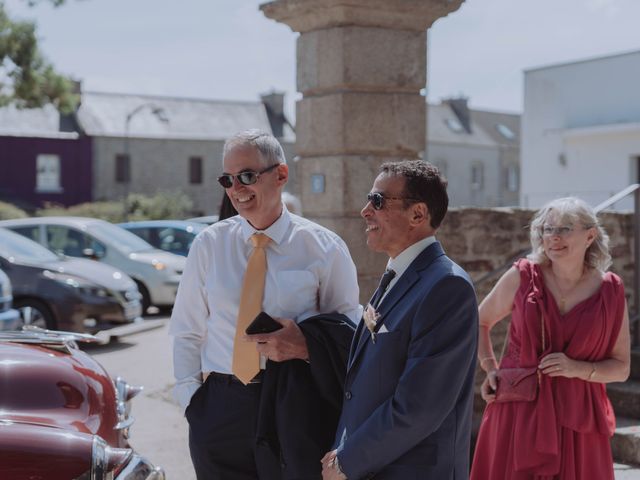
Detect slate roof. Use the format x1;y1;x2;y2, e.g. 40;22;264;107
0;104;78;139
77;92;276;141
427;102;496;147
0;91;295;142
472;109;520;146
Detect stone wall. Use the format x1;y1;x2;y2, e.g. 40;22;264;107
432;206;635;422
437;207;635;303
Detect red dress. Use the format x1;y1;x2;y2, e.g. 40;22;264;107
471;259;625;480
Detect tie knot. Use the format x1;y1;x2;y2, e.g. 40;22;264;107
251;233;271;248
379;269;396;291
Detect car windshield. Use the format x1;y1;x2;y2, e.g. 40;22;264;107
88;223;155;254
0;229;60;263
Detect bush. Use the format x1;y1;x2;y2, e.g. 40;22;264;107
37;201;127;222
36;191;194;222
0;201;28;220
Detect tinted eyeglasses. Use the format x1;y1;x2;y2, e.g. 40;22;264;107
217;163;280;189
366;192;418;210
542;224;593;237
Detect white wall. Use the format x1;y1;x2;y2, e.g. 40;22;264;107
521;51;640;210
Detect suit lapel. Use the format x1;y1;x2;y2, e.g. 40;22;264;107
347;242;446;373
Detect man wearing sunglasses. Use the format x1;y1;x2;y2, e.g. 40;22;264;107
170;129;361;479
322;160;478;480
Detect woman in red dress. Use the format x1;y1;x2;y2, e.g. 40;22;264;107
471;197;631;480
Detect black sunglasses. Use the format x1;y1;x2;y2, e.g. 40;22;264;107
217;163;280;189
366;192;418;210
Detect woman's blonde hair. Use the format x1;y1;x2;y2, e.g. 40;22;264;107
527;197;611;271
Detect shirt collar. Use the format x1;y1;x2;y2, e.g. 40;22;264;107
387;236;436;279
240;203;291;245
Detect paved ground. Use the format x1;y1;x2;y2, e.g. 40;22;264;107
84;318;195;480
84;318;640;480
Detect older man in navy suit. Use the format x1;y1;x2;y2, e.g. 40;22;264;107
322;160;478;480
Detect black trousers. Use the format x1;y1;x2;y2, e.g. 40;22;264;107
186;374;275;480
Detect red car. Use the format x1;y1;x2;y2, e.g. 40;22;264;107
0;329;165;480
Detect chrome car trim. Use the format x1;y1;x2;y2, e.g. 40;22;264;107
90;436;110;480
115;454;165;480
0;326;100;346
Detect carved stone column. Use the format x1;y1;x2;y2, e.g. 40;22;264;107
261;0;465;300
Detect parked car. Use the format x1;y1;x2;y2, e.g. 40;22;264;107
187;214;219;225
0;328;165;479
118;220;206;256
0;228;142;333
0;268;21;331
0;217;186;312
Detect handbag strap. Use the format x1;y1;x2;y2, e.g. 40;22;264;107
499;307;546;362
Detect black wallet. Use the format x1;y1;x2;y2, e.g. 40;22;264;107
245;311;283;335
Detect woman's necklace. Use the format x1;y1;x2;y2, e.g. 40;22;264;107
549;267;586;313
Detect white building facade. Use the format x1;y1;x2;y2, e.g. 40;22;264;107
521;50;640;210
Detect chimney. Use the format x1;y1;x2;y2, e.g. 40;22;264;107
445;97;471;134
59;79;82;133
261;91;286;138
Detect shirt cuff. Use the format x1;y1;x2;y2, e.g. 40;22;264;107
174;380;202;412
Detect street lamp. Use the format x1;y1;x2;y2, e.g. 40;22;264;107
122;103;169;221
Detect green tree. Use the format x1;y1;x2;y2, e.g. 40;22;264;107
0;0;77;112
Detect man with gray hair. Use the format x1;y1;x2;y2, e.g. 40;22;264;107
170;129;361;479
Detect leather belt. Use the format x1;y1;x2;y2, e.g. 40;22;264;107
203;371;263;385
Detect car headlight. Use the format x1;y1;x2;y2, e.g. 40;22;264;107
44;271;110;297
151;260;165;271
1;278;11;298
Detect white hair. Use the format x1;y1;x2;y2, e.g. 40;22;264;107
222;129;286;168
528;197;612;271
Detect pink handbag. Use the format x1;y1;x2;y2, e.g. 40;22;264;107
494;312;545;403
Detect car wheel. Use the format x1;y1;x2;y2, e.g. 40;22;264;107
134;281;151;314
14;299;57;330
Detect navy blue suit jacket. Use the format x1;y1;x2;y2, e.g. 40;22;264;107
334;241;478;479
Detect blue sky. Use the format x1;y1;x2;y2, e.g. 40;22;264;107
5;0;640;117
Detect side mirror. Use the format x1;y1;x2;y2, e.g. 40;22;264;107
82;248;103;260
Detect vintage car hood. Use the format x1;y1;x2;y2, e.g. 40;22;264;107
0;341;118;444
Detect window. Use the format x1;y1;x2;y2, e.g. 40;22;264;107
471;162;484;191
11;225;41;244
445;118;464;133
190;156;203;184
115;154;130;183
505;165;519;192
158;227;195;255
36;154;62;192
496;124;515;140
45;226;106;258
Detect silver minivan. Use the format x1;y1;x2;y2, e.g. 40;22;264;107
0;217;185;312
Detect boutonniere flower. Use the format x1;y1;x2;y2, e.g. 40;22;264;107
363;304;381;343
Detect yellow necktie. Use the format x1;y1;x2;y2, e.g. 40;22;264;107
232;233;271;384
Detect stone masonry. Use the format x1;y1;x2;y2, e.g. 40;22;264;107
261;0;466;303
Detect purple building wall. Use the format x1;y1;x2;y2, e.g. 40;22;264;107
0;136;92;209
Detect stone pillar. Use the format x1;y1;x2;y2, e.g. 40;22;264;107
261;0;465;301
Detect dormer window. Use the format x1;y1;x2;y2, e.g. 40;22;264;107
445;118;464;133
496;123;515;140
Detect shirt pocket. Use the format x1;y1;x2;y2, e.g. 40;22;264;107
276;270;318;316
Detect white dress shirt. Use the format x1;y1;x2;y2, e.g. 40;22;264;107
379;236;436;304
169;206;362;410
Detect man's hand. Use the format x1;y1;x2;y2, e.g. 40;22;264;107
321;450;347;480
245;317;309;362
